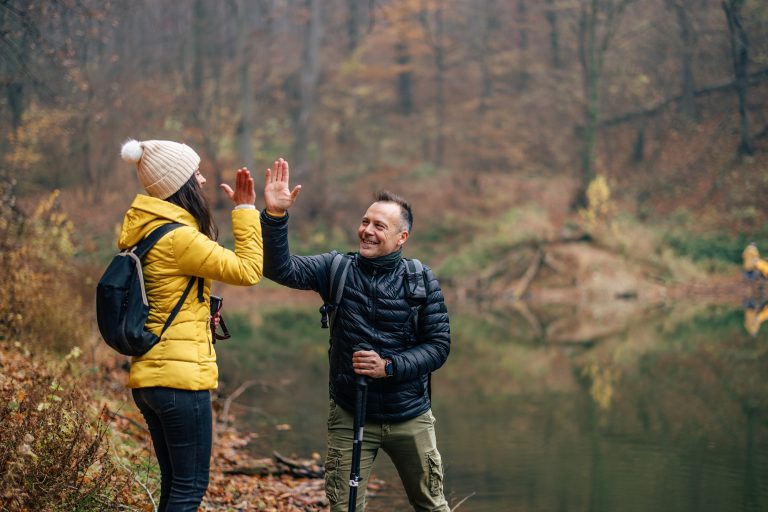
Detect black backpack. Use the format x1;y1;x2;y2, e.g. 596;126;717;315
96;223;201;356
319;253;427;334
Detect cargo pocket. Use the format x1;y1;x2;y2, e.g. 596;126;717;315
324;447;343;504
426;448;444;497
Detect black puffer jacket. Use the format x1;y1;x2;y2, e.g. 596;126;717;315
261;211;450;423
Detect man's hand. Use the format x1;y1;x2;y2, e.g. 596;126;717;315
352;349;388;379
220;167;256;206
264;158;301;215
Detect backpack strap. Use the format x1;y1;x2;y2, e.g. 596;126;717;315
130;223;201;337
404;258;426;300
403;258;432;399
160;276;197;337
403;258;427;338
320;252;353;333
132;223;183;259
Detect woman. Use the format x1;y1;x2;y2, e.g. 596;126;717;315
119;138;263;511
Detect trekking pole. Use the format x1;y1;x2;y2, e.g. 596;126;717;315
348;342;372;512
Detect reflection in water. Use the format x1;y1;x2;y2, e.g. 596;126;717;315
218;303;768;512
742;242;768;336
743;301;768;336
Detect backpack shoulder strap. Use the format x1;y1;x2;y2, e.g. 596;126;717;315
130;222;200;337
326;252;353;333
403;258;427;301
132;223;184;259
329;252;353;307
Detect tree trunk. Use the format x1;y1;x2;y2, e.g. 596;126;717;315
545;0;561;69
722;0;754;155
577;0;601;208
433;1;446;168
347;0;359;53
419;0;446;167
191;0;205;95
670;1;698;120
292;0;323;215
516;0;529;90
574;0;633;209
478;0;496;113
236;0;255;172
395;31;413;116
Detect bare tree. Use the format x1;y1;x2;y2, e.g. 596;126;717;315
722;0;754;155
666;0;699;120
395;27;414;116
545;0;562;69
477;0;499;112
575;0;634;208
290;0;323;216
419;0;447;168
235;0;256;172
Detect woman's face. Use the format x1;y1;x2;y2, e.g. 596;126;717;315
194;169;206;187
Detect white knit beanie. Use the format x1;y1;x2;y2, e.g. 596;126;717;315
120;139;201;199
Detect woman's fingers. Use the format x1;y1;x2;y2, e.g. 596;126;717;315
220;183;234;199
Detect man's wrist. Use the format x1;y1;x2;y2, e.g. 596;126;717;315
384;359;393;378
265;208;286;218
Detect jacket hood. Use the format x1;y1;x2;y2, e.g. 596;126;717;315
119;194;197;249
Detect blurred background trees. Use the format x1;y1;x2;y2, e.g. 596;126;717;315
0;0;766;254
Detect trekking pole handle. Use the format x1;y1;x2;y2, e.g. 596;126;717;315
352;342;373;385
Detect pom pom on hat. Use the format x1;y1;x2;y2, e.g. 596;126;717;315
121;139;143;163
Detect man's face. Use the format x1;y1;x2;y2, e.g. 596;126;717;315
357;201;409;259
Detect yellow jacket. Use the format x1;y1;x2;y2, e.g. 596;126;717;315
118;195;263;390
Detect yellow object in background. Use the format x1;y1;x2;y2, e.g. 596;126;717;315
743;243;768;278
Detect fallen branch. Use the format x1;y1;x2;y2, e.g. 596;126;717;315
219;379;260;428
105;408;147;433
511;301;544;338
598;66;768;127
510;248;543;301
223;452;325;479
111;448;157;512
273;451;324;479
451;492;476;511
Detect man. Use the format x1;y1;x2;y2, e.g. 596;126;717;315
260;158;451;511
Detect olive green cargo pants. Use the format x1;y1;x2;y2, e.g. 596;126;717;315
324;399;450;512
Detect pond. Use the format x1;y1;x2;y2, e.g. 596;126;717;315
216;299;768;512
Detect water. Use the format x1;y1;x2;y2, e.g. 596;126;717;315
216;300;768;511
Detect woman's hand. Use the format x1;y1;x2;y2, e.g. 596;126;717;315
220;167;256;206
264;158;301;215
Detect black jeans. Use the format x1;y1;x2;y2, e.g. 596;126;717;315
132;387;212;512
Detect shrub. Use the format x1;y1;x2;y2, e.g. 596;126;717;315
0;175;85;352
0;346;130;511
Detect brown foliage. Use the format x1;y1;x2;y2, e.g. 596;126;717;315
0;176;86;352
0;344;130;511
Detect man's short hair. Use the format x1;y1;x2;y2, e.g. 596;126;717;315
375;190;413;232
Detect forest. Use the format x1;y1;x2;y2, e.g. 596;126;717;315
1;0;768;510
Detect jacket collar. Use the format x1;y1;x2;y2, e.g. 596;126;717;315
118;194;197;249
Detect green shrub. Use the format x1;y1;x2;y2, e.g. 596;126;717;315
663;230;750;264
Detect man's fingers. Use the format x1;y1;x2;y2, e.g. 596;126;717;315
291;185;302;200
236;167;248;190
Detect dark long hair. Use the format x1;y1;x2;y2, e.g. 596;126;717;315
166;175;218;240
